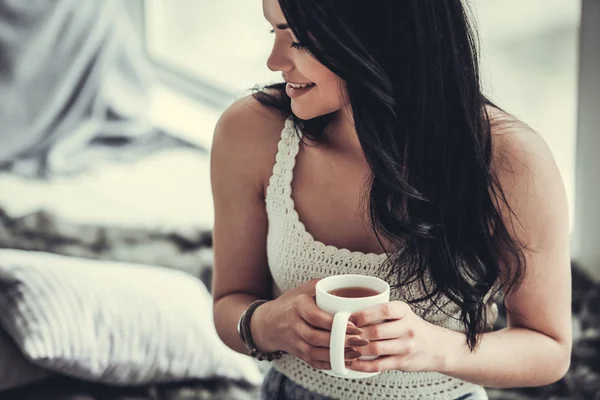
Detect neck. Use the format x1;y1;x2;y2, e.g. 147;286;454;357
323;106;364;160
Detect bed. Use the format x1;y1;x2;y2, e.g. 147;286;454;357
0;150;266;399
1;0;598;397
0;0;270;396
3;154;599;400
0;376;261;400
0;147;215;279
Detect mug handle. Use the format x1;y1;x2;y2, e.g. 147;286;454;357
330;311;351;376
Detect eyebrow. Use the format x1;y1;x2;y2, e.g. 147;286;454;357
264;13;290;30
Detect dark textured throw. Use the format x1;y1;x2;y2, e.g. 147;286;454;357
0;377;260;400
487;262;600;400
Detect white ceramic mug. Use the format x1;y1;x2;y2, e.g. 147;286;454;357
315;274;390;379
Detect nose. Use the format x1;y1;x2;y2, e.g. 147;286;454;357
266;39;294;73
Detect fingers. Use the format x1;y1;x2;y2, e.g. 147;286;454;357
308;360;332;370
350;301;411;327
297;324;369;348
295;339;360;370
299;336;410;371
360;320;414;341
299;278;321;295
296;294;334;331
296;340;331;361
358;338;412;357
294;339;356;370
347;355;397;373
297;324;330;347
345;320;415;357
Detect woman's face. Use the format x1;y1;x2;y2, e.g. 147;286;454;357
263;0;347;120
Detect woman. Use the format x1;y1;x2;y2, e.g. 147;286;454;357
211;0;572;399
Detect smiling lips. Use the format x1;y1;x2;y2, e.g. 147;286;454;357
286;81;316;97
287;82;315;89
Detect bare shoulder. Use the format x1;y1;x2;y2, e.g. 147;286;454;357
488;107;560;184
487;107;568;246
211;93;289;195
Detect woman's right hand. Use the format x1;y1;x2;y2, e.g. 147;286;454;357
251;278;364;370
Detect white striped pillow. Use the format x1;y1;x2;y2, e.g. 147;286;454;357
0;249;262;386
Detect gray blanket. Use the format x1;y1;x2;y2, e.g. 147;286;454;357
0;0;201;177
0;376;260;400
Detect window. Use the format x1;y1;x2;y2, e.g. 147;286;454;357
145;0;278;96
144;0;580;227
474;0;580;229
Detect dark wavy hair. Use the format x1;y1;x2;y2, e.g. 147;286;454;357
253;0;526;351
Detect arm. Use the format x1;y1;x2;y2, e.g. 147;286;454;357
439;126;572;387
348;123;572;387
211;96;283;355
211;99;340;367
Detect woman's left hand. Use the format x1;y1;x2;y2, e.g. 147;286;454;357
346;301;452;374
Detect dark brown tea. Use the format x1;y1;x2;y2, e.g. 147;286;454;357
328;286;381;298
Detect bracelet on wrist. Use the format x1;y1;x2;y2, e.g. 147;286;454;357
238;299;285;361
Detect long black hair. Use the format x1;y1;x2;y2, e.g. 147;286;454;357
254;0;525;351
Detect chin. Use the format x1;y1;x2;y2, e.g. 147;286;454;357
291;102;339;121
290;103;319;120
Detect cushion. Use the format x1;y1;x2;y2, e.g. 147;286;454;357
0;249;263;386
0;326;52;391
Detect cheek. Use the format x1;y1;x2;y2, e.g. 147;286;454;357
310;68;347;106
313;75;347;116
300;57;342;95
291;57;347;119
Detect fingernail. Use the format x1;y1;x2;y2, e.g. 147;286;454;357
347;338;370;347
345;361;353;366
344;347;357;356
346;325;363;335
345;350;363;360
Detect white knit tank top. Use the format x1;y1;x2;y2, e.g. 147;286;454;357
265;117;487;399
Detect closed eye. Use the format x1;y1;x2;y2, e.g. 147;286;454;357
268;28;306;50
290;41;306;50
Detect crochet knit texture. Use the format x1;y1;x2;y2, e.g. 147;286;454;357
265;117;487;399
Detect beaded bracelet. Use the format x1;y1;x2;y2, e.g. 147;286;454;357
239;299;285;361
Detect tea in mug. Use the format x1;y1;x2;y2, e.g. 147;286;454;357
328;286;381;298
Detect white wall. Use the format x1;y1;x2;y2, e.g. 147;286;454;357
572;0;600;281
